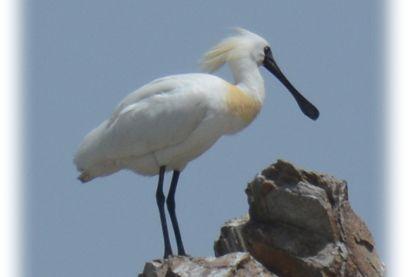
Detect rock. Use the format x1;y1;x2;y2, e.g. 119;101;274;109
138;160;384;276
214;160;385;276
139;252;275;277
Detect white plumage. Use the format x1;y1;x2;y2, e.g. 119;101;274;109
74;29;270;182
75;74;241;179
73;28;318;258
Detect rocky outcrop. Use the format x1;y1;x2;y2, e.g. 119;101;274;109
139;160;384;276
139;252;274;277
214;160;384;276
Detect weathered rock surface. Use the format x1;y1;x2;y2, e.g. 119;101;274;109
214;160;385;276
139;252;274;277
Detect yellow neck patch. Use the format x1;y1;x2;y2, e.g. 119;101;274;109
226;84;261;123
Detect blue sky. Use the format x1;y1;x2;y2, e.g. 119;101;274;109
25;1;383;276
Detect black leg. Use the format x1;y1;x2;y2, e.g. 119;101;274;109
166;170;186;256
156;166;172;258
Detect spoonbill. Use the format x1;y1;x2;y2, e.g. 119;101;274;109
74;28;319;258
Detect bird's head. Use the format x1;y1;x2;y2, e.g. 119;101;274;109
201;28;269;72
201;28;319;120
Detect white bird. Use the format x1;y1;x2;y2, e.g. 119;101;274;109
74;28;319;258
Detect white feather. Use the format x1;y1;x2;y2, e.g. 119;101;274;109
200;28;268;72
74;74;233;179
74;28;271;182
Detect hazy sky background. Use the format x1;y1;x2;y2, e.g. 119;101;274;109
25;1;383;276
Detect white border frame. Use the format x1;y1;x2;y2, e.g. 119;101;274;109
389;0;408;276
0;0;21;276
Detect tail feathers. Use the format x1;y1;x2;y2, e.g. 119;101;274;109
78;171;94;183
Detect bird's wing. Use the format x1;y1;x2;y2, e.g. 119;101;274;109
101;76;209;160
108;76;179;126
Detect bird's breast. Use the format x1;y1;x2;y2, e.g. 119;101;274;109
225;84;262;125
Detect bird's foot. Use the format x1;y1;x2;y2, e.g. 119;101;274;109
178;249;187;257
163;249;173;259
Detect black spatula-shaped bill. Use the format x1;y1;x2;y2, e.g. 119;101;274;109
263;52;319;120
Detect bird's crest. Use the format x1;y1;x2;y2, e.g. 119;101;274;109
200;28;267;73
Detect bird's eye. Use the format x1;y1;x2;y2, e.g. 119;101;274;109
264;46;271;56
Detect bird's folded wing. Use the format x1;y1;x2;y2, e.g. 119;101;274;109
101;82;208;160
